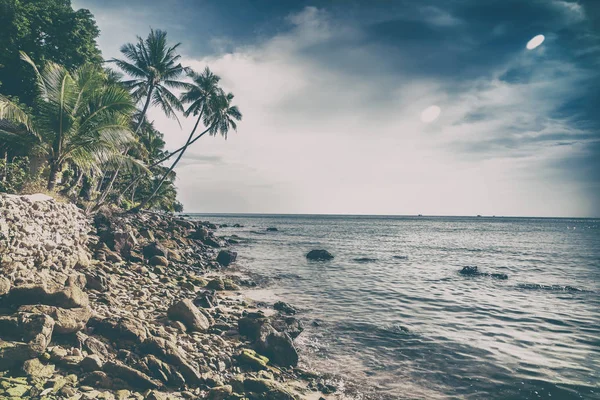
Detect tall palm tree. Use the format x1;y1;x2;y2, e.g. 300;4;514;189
110;28;188;134
0;53;136;190
96;29;189;206
133;89;242;211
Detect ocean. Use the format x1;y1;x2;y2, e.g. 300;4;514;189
188;214;600;400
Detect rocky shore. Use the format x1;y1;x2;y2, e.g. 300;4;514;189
0;194;334;399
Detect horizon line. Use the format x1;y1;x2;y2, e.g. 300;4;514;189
179;212;599;220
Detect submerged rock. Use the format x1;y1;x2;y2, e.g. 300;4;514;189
306;249;334;261
459;266;508;280
266;227;278;232
273;301;296;315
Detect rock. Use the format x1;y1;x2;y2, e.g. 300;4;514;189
22;358;55;379
6;283;89;308
306;250;334;261
491;273;509;280
237;348;269;370
167;299;210;332
18;305;92;334
206;278;225;291
216;250;237;266
190;228;209;241
194;289;218;308
207;385;233;400
142;242;167;260
80;371;113;389
266;227;278;232
256;324;299;367
103;361;161;390
203;236;222;248
273;301;296;315
0;277;10;296
88;316;148;345
80;354;104;371
238;313;269;341
271;316;304;339
149;255;169;267
141;337;201;387
459;266;479;276
18;312;55;353
85;271;111;292
83;336;110;356
0;340;39;370
243;378;297;400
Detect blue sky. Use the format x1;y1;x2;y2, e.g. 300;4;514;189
74;0;600;217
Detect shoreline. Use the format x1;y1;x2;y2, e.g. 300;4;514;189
0;194;337;399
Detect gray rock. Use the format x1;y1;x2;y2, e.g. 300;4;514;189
306;249;334;261
167;299;210;332
103;360;162;390
216;250;237;266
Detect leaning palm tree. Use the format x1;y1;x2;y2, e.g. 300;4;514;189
0;53;136;190
110;28;189;134
133;89;242;211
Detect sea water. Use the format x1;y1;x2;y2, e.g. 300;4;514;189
189;215;600;399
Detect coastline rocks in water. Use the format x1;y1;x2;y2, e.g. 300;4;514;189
273;301;297;315
266;227;278;232
256;324;299;367
206;277;240;291
216;250;237;267
353;257;377;263
306;249;334;261
167;299;210;332
459;266;508;280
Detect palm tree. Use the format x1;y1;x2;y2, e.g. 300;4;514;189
95;29;188;207
0;53;136;190
110;28;189;134
133;88;242;211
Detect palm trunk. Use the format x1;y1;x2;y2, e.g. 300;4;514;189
47;161;60;190
132;119;210;212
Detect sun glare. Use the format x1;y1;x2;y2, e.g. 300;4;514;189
526;34;545;50
420;105;441;123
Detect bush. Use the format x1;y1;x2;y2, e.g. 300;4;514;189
0;156;30;193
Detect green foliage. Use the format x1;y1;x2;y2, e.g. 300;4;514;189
0;156;30;193
0;0;102;106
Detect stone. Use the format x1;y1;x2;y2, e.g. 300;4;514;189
103;361;161;390
206;278;225;291
216;250;237;266
142;242;167;260
306;250;334;261
88;316;148;345
80;371;113;389
18;304;92;334
266;227;278;231
190;228;209;241
0;340;39;370
149;255;169;267
273;301;296;315
141;337;201;386
207;385;233;400
237;348;269;370
6;283;89;308
80;354;104;371
243;378;297;400
271;316;304;339
238;313;269;341
194;289;218;308
167;299;210;332
18;312;55;353
256;324;299;367
22;358;55;379
0;276;10;296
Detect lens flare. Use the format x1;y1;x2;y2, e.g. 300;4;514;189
526;34;545;50
420;105;441;123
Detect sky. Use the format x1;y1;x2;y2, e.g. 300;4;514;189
73;0;600;217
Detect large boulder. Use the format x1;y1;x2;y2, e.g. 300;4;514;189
167;299;210;332
5;283;89;309
216;250;237;267
88;316;148;345
255;324;299;367
141;337;202;386
243;378;298;400
18;304;91;334
306;249;334;261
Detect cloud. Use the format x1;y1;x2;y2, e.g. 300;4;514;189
76;1;600;216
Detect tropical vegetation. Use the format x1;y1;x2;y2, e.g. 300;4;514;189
0;0;242;213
